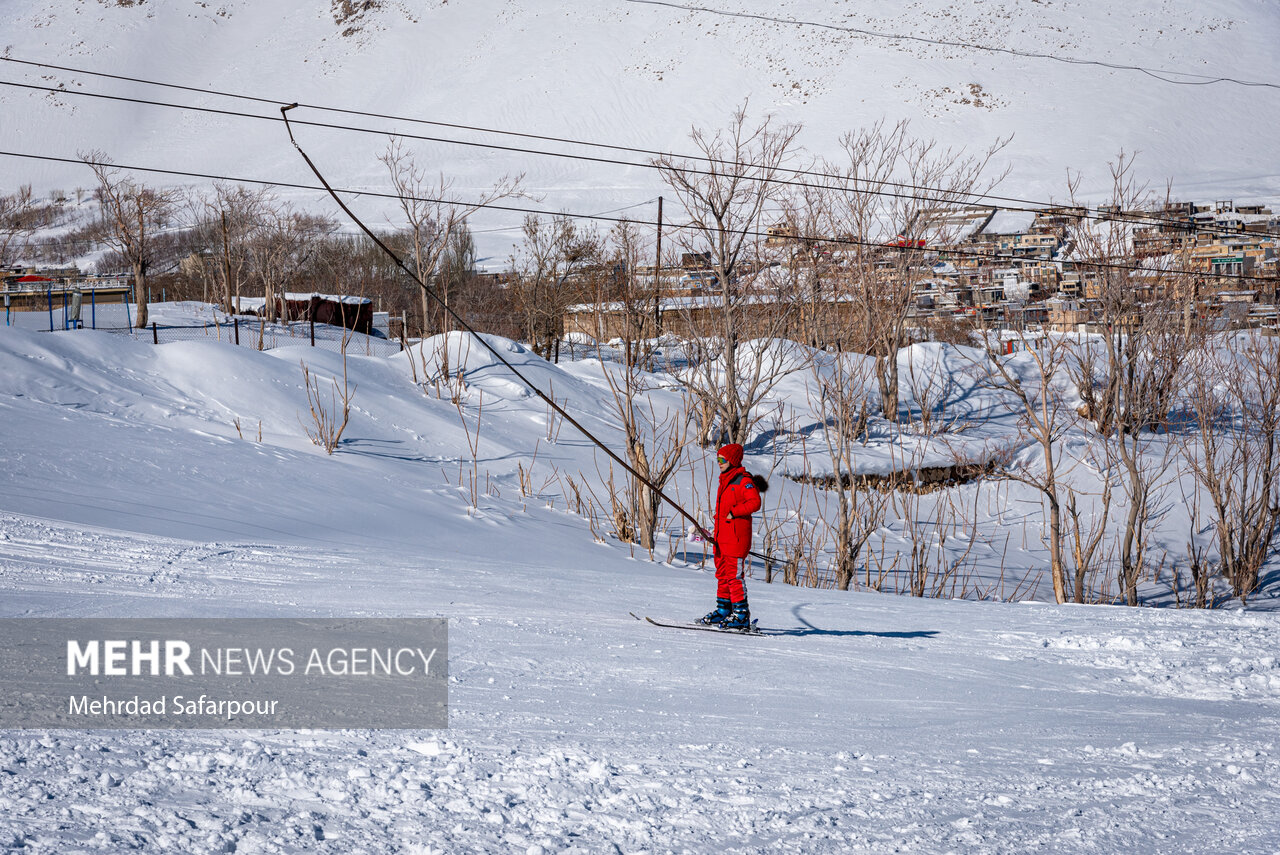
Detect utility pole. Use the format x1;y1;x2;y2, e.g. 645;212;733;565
220;210;234;314
652;196;663;341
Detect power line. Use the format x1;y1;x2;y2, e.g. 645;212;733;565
1;74;1256;244
625;0;1280;90
1;55;1268;241
470;198;660;236
3;148;1274;286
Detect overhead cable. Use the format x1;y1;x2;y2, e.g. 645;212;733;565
624;0;1280;90
0;56;1268;241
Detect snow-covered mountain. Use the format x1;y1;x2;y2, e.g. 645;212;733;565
4;0;1280;258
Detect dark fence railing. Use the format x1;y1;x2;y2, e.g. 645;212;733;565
100;319;406;358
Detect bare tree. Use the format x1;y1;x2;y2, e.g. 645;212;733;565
592;218;660;366
82;152;181;328
380;137;522;336
174;184;267;313
209;183;269;314
654;104;803;446
774;171;839;347
437;225;478;323
1063;477;1115;604
1068;155;1196;605
825;121;1009;420
607;384;693;553
973;328;1080;604
0;185;46;267
510;213;599;360
809;350;886;589
593;219;693;552
1183;331;1280;603
304;232;415;328
246;199;335;323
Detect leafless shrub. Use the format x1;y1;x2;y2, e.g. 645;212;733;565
300;355;355;454
805;353;889;590
1062;477;1115;604
605;467;637;545
901;347;977;436
563;474;585;516
544;381;566;444
453;389;484;510
887;477;982;598
1170;496;1222;610
515;441;546;503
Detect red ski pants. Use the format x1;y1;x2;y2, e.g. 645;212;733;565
714;553;747;603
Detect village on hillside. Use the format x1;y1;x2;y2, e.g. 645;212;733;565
5;193;1280;347
568;199;1280;347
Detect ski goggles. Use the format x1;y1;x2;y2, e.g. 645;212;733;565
716;455;728;464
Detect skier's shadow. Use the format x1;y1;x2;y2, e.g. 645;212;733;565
766;605;939;639
669;562;942;638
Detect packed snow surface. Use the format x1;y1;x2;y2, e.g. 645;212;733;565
1;322;1279;852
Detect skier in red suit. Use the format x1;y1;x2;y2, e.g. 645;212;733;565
700;443;761;629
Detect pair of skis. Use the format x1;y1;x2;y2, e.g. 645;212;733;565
630;612;766;637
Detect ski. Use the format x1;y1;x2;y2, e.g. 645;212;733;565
630;612;768;636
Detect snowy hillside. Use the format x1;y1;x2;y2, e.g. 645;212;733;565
4;0;1280;257
2;322;1280;851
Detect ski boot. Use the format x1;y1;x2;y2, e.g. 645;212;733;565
698;598;732;626
720;601;751;630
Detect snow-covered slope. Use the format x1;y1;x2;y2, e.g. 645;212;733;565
5;508;1280;853
3;0;1280;255
2;323;1280;851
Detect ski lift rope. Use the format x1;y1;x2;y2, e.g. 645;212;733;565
281;104;777;564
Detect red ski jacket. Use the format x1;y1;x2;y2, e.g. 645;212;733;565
714;444;761;559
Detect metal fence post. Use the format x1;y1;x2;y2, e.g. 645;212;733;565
152;321;158;345
234;316;240;345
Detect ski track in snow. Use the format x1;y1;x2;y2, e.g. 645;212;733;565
3;512;1280;853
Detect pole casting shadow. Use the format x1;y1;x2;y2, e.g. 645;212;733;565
767;604;939;639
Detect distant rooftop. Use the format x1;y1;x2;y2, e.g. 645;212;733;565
980;210;1037;236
